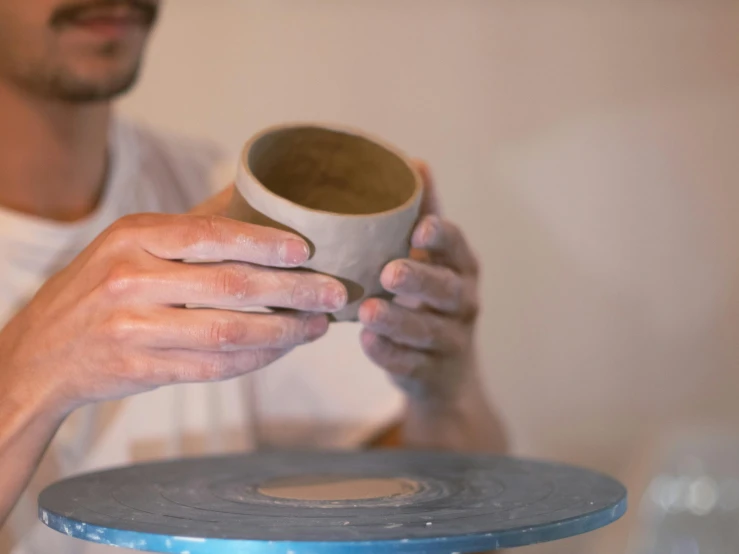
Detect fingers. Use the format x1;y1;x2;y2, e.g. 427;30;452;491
380;259;477;318
409;159;479;275
411;215;479;275
104;260;347;313
132;308;329;351
104;213;310;268
358;298;466;354
412;158;442;217
359;329;431;379
146;347;292;384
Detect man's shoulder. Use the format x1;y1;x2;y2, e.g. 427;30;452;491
114;117;236;208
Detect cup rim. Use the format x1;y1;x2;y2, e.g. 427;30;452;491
238;121;424;219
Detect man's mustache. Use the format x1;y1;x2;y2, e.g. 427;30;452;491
51;0;159;29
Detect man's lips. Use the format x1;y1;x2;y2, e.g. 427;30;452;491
58;5;151;37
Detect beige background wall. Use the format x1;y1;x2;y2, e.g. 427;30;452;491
119;2;739;552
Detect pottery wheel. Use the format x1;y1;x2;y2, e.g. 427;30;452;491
38;450;626;553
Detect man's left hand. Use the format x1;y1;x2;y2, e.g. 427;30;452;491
359;161;480;403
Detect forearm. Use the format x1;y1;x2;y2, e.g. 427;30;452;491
400;353;508;453
0;374;66;526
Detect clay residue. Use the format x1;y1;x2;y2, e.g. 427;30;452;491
257;475;420;501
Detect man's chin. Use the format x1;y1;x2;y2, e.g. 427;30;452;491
44;66;142;103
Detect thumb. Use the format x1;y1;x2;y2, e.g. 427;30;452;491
412;159;441;217
189;184;235;216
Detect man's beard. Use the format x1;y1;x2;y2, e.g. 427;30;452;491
23;0;158;103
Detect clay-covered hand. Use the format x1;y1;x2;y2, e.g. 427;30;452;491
358;162;479;402
0;188;347;417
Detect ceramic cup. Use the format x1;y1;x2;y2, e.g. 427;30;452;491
227;122;424;321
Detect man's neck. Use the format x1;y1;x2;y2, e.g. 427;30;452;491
0;82;111;222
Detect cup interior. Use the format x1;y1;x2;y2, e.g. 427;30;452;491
247;126;418;215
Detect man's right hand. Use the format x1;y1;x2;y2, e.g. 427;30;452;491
0;212;347;416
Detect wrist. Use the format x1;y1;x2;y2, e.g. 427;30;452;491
0;319;79;422
1;365;74;427
396;349;509;453
403;386;470;429
399;363;476;448
400;394;470;451
400;354;475;410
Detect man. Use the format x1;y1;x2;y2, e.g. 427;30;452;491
0;0;506;551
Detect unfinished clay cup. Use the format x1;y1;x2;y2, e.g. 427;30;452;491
227;122;424;321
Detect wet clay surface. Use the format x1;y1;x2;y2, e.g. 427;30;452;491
257;475;420;501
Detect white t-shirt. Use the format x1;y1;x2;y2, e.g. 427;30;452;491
0;118;404;554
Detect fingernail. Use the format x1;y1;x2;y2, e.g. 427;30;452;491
419;217;440;246
358;300;373;323
306;315;329;340
280;239;309;266
322;282;348;311
391;262;410;289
